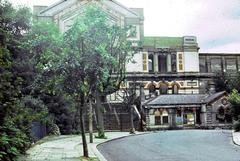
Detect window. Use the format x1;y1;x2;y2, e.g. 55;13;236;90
210;58;222;72
226;58;237;71
154;110;161;125
142;53;148;71
172;84;179;94
149;84;156;95
216;106;225;123
178;53;183;71
171;54;177;72
199;56;207;72
155;116;161;125
158;54;167;73
162;116;168;124
160;83;168;94
127;25;137;38
148;54;154;72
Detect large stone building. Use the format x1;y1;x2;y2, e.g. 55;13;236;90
35;0;239;130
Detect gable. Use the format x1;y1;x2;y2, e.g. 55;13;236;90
37;0;142;32
38;0;140;19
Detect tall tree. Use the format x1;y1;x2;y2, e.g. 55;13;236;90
37;4;135;157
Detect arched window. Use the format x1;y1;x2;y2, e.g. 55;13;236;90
159;83;168;94
148;83;156;95
162;109;169;124
154;109;161;125
216;106;225;123
172;84;179;94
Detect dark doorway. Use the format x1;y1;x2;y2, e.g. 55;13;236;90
196;108;201;124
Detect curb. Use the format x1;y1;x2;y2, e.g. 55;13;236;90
97;132;150;147
94;132;150;161
232;130;240;146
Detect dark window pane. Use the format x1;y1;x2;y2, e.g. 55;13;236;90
155;116;161;125
160;84;168;94
162;116;168;124
158;54;167;73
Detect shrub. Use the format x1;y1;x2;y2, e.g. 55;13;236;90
233;120;240;132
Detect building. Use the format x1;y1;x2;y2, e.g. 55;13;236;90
35;0;240;130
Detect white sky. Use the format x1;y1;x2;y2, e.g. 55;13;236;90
9;0;240;53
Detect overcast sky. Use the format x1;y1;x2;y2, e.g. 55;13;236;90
10;0;240;53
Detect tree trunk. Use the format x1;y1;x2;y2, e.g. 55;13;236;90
129;105;135;134
89;98;93;143
79;96;89;157
96;91;105;138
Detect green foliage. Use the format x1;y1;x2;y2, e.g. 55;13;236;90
215;72;240;93
233;120;240;132
0;1;52;160
228;89;240;122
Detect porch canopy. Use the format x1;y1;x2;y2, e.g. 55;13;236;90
144;91;226;108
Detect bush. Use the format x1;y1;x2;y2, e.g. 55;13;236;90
233;120;240;132
0;121;31;161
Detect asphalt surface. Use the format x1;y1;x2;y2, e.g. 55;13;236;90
98;130;240;161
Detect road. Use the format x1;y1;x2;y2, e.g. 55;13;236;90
98;130;240;161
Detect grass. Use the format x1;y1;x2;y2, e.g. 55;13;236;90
80;156;99;161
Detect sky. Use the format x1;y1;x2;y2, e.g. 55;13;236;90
9;0;240;53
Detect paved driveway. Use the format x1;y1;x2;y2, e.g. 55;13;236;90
98;130;240;161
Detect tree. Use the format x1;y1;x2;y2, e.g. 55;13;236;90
0;1;49;160
215;72;240;93
228;89;240;131
37;4;135;157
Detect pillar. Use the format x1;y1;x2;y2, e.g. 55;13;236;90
154;53;159;72
201;105;207;126
193;108;197;125
167;53;172;72
181;108;184;125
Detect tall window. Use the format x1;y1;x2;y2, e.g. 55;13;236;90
158;54;167;73
210;58;222;72
172;84;179;94
148;54;154;72
162;110;169;124
154;110;161;125
171;54;177;72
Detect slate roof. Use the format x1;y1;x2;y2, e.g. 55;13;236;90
143;36;183;48
38;0;141;19
144;91;226;108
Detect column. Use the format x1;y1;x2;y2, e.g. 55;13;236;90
201;105;207;126
167;53;172;72
193;108;197;125
154;53;158;72
181;108;184;125
172;109;176;128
